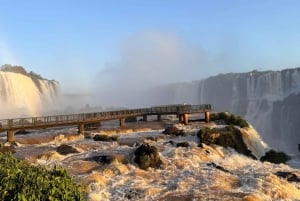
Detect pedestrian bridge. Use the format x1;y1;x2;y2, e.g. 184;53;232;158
0;104;212;142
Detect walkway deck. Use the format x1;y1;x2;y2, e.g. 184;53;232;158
0;104;211;141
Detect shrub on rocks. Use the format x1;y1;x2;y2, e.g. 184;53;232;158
0;152;83;201
198;126;256;159
93;134;118;142
260;149;291;164
134;143;162;170
211;112;249;128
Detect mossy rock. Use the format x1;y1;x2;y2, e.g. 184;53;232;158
93;134;118;142
56;144;79;155
162;126;186;136
260;149;291;164
134;143;162;170
198;126;256;159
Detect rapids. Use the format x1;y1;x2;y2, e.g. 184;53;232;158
8;120;300;201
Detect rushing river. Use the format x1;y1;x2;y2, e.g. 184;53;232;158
2;120;300;201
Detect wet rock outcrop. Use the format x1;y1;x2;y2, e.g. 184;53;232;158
275;171;300;182
93;134;118;142
198;126;256;159
134;143;162;170
260;149;291;164
162;126;186;136
56;144;79;155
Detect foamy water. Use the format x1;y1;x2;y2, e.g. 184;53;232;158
9;122;300;201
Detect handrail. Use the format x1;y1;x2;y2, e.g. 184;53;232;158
0;104;211;130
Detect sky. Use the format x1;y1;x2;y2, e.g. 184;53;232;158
1;0;300;95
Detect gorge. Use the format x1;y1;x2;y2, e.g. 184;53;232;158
146;67;300;153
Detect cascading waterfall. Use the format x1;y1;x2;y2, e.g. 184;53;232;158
149;68;300;153
0;71;60;119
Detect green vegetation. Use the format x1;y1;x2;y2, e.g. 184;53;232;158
198;126;256;159
93;134;118;141
211;112;249;128
260;149;291;164
1;64;45;80
0;152;84;201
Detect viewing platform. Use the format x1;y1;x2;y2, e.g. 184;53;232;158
0;104;212;142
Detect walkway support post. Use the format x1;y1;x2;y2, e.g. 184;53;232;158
183;114;189;125
157;114;162;121
120;118;125;127
179;114;184;122
7;130;15;142
143;115;148;121
78;124;84;134
205;111;210;123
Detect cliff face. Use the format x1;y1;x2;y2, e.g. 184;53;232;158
148;68;300;153
0;70;60;118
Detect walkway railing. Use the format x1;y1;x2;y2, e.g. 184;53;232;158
0;104;211;132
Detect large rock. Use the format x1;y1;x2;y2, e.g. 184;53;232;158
162;126;186;136
260;150;290;164
275;171;300;182
198;126;256;159
56;144;79;155
134;143;162;170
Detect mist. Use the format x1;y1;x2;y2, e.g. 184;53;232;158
93;30;208;108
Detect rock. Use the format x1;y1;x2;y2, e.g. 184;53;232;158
93;134;118;142
275;171;300;182
162;126;186;136
198;126;256;159
176;142;189;147
134;143;162;170
260;149;291;164
86;154;128;165
124;189;144;200
0;145;16;153
56;144;79;155
207;162;230;173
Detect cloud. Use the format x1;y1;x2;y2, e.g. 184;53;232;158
94;30;207;107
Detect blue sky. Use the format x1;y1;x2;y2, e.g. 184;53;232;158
1;0;300;93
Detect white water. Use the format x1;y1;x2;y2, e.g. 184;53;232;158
0;71;60;118
153;68;300;153
10;122;300;201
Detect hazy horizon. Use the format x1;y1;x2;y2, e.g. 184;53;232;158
1;1;300;96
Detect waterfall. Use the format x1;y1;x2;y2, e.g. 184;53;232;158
148;68;300;153
0;71;60;118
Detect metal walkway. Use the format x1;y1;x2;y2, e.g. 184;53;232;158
0;104;211;141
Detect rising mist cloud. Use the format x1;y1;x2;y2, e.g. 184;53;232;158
94;30;207;107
